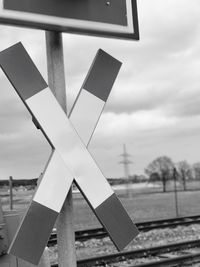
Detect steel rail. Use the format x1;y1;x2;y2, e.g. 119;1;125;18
48;214;200;246
50;239;200;267
129;251;200;267
76;239;200;267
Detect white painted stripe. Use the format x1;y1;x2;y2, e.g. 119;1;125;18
33;150;73;213
27;88;113;209
69;89;105;146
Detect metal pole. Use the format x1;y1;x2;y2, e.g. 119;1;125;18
9;176;13;210
45;31;77;267
173;168;179;217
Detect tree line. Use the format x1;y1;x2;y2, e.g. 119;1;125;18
0;178;38;188
145;156;200;192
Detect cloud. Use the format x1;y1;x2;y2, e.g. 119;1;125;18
1;0;200;178
0;124;51;179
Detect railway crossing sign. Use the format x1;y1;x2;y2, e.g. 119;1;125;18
0;0;139;40
0;43;139;265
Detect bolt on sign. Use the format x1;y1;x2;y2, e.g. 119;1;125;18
0;43;139;265
0;0;139;40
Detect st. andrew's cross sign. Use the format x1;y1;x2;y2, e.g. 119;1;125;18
0;43;139;265
0;0;139;40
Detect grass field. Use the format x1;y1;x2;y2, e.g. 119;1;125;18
73;189;200;230
1;182;200;230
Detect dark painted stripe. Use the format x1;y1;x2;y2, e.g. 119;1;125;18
95;193;139;251
4;0;127;26
9;201;58;265
0;42;47;101
83;49;122;102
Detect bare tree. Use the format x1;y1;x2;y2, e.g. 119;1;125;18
145;156;174;192
193;162;200;180
177;161;192;191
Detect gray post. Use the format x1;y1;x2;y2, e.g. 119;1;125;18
173;168;179;217
9;176;13;210
45;31;77;267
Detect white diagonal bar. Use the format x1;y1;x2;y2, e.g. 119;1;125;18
34;150;72;213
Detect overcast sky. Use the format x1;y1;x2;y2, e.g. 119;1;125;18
0;0;200;180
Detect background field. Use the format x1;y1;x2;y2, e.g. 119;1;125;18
1;181;200;230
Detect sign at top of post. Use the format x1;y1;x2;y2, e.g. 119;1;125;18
0;0;139;40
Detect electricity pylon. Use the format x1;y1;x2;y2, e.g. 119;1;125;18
119;144;133;198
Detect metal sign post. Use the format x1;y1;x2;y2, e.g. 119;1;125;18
45;31;77;267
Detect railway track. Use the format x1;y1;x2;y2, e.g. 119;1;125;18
51;239;200;267
48;214;200;246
